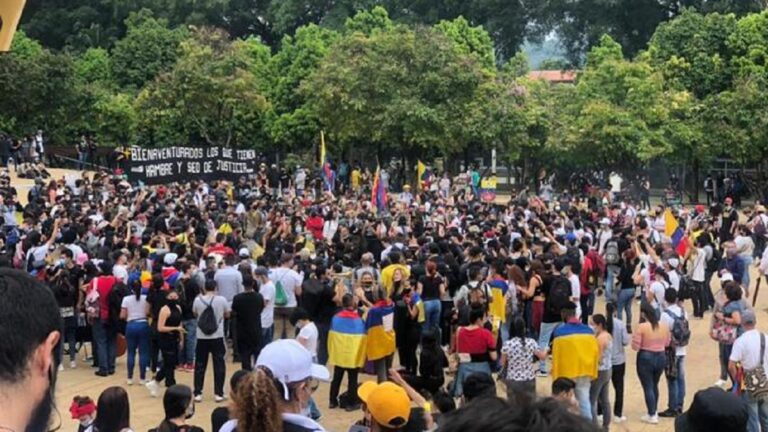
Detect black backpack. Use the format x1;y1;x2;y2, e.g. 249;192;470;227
197;296;219;336
547;276;572;317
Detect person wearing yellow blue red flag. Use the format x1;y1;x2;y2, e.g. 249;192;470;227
364;286;396;383
393;277;424;376
328;293;366;411
551;301;599;420
486;261;509;342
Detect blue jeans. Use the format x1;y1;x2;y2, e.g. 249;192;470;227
125;321;150;380
667;355;686;411
261;325;274;352
605;265;619;302
423;299;441;336
57;315;78;364
743;392;768;432
637;350;666;416
742;255;753;293
538;322;559;373
574;376;592;419
180;319;197;365
616;288;635;325
453;361;492;397
93;319;116;373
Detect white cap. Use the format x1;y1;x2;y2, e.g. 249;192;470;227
600;218;611;225
163;253;178;265
257;340;330;399
721;272;734;282
668;258;680;268
238;247;250;258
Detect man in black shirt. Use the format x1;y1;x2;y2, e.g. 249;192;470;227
301;265;337;365
231;273;264;371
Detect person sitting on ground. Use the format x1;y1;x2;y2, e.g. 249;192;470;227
151;385;203;432
552;377;579;415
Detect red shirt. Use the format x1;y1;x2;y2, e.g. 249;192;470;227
306;216;324;240
95;275;117;321
456;326;495;356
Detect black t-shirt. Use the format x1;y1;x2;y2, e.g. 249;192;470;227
232;291;264;347
418;274;443;300
301;279;337;325
147;289;167;329
179;278;200;320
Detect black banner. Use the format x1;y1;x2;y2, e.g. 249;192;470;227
128;145;258;185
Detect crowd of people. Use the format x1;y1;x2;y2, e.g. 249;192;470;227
2;159;768;432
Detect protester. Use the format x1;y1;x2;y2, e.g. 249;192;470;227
660;288;689;418
93;386;133;432
500;317;547;404
151;385;203;432
192;279;230;402
589;314;613;429
231;272;264;370
120;279;150;385
606;302;629;423
145;289;184;397
452;306;497;397
728;309;768;432
632;302;671;424
0;269;61;432
327;293;365;411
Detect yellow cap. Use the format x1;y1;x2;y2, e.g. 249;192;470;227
357;382;410;428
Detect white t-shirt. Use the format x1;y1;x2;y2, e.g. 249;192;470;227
649;281;666;309
113;264;129;284
192;294;230;340
269;267;303;308
298;321;319;357
260;281;276;328
668;270;680;292
661;303;687;356
691;249;707;282
731;329;768;371
121;295;148;321
568;273;582;317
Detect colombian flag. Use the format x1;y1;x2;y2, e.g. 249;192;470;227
365;302;396;361
417;160;428;191
371;165;388;212
409;293;426;323
487;277;509;324
664;209;688;256
551;323;599;380
328;310;367;368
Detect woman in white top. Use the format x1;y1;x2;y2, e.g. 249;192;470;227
500;317;547;405
687;238;708;318
120;280;150;385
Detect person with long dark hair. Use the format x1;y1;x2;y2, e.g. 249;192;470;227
632;303;671;424
120;279;150;385
146;289;184;398
93;387;132;432
151;385;203;432
606;302;629;423
589;314;612;430
500;317;547;405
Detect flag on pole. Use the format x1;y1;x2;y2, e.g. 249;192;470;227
417;160;426;191
371;164;388;212
664;208;688;256
0;0;27;52
319;130;326;169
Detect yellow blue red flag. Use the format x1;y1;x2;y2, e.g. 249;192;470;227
328;310;367;368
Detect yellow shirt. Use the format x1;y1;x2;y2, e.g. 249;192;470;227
351;170;362;188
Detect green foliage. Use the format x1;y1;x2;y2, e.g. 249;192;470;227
94;92;137;145
135;29;270;147
111;10;188;90
434;16;496;69
345;6;394;35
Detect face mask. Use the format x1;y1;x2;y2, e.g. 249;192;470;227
78;419;93;428
167;299;179;307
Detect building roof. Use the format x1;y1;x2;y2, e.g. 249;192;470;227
527;70;577;84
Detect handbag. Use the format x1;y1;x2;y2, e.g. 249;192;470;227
744;333;768;400
711;319;738;344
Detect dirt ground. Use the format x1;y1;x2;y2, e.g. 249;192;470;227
54;268;767;432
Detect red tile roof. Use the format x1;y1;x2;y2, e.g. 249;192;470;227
527;70;577;83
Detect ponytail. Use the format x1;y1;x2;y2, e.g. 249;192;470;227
131;280;142;301
234;368;282;432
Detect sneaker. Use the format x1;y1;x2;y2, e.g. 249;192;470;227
614;416;627;423
58;364;64;372
640;414;659;424
536;371;548;378
714;379;728;387
658;409;679;418
214;395;227;403
194;394;203;403
127;379;133;386
145;380;160;398
139;379;148;385
69;361;77;369
597;415;603;423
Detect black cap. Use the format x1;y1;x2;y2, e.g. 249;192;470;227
675;387;748;432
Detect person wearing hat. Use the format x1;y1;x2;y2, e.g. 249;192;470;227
398;185;413;206
357;381;412;431
729;309;768;432
675;386;749;432
721;197;739;243
256;339;330;432
550;301;599;420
